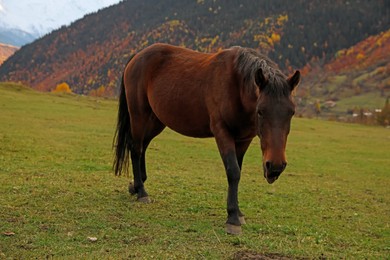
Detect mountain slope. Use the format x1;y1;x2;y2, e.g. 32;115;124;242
297;29;390;118
0;43;18;65
0;0;388;94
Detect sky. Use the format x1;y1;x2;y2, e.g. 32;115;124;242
0;0;122;36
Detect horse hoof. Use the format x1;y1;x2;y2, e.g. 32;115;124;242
239;216;246;225
128;183;136;195
137;196;151;203
226;223;242;235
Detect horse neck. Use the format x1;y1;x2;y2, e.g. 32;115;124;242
239;84;259;115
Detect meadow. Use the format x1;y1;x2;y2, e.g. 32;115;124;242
0;83;389;259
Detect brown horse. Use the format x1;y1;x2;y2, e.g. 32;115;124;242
113;43;300;234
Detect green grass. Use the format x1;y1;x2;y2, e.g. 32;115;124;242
0;82;389;259
331;91;387;113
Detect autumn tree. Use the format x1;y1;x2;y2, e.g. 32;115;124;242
52;82;72;93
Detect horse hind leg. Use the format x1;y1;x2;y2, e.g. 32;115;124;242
129;113;165;203
128;140;153;201
129;144;149;202
128;141;148;196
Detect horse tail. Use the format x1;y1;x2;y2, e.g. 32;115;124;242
113;56;134;176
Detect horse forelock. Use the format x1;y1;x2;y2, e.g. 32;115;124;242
234;47;289;97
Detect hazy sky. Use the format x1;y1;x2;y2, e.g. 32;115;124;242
0;0;122;35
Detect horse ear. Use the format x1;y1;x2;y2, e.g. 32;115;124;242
288;70;300;91
255;68;268;90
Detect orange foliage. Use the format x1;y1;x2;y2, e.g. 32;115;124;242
52;82;72;93
356;52;365;60
271;32;281;43
326;29;390;73
251;14;288;53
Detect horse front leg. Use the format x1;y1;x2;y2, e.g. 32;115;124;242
212;125;243;234
234;139;252;225
222;151;243;235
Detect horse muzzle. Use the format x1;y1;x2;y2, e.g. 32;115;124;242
263;161;287;184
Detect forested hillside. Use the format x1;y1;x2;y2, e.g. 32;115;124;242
297;29;390;119
0;43;18;65
0;0;388;95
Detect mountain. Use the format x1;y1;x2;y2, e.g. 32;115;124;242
0;0;388;96
297;29;390;119
0;27;36;47
0;0;121;45
0;43;18;65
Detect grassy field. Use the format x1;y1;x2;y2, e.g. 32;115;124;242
0;82;389;259
331;91;386;113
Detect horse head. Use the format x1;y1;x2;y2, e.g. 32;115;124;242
255;69;300;184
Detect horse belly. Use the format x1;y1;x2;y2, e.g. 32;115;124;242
148;85;212;138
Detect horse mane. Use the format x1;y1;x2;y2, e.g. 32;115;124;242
234;47;289;96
